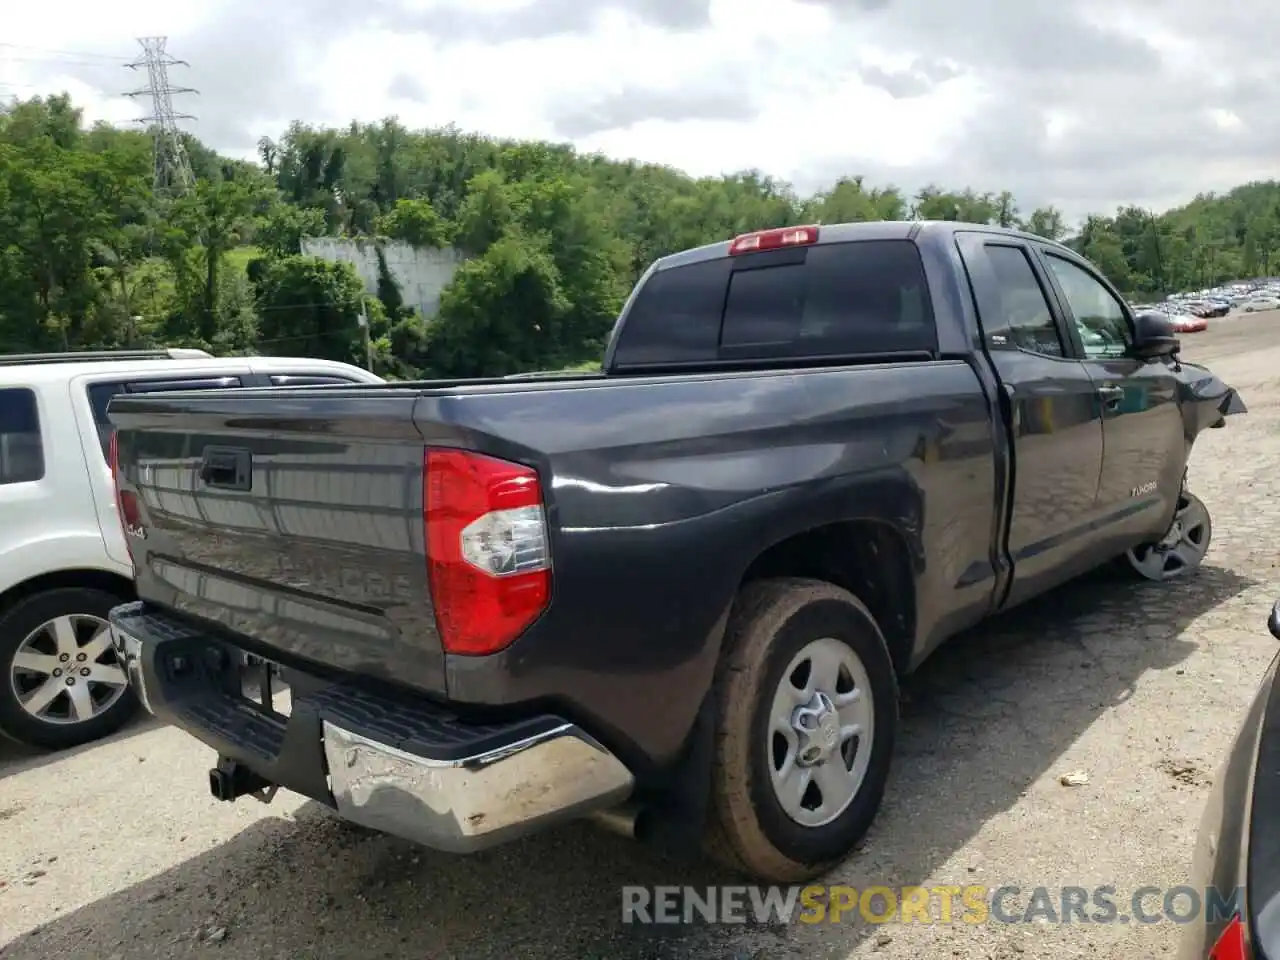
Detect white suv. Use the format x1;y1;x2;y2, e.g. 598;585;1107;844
0;349;384;749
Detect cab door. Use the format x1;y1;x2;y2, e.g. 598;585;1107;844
956;232;1107;607
1033;247;1186;556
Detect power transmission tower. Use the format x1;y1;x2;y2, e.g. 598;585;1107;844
124;37;197;195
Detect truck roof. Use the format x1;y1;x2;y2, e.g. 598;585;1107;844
652;220;1071;273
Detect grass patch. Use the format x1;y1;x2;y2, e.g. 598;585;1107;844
225;245;263;274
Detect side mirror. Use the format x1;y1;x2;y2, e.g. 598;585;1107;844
1269;600;1280;642
1131;310;1181;360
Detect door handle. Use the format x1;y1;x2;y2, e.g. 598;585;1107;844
1096;385;1124;409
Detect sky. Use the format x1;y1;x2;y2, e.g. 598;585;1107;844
2;0;1276;222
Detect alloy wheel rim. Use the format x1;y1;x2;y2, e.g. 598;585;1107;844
9;615;128;724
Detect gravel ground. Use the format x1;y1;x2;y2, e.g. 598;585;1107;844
3;312;1279;960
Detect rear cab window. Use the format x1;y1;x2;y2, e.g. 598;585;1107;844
612;239;938;368
0;387;44;485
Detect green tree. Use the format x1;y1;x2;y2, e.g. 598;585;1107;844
251;255;367;364
169;176;264;340
6;90;1280;375
1022;206;1067;241
374;197;452;248
255;202;326;259
426;233;570;376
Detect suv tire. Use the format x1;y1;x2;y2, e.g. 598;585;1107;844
0;587;139;750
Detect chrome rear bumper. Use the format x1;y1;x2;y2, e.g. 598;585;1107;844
322;720;635;852
108;601;635;854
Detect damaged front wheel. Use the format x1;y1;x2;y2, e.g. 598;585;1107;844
1123;491;1212;581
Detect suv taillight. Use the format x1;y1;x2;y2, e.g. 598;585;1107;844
108;430;144;565
424;448;551;656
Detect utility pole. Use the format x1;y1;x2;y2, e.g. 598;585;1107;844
1145;210;1165;297
124;37;197;197
358;301;373;371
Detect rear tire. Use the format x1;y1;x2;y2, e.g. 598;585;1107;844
0;587;139;750
704;577;898;882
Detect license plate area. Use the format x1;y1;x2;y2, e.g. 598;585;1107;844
239;654;292;719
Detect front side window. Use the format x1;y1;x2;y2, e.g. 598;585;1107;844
1044;254;1132;359
0;388;45;485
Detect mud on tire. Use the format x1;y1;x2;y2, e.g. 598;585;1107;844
703;577;898;883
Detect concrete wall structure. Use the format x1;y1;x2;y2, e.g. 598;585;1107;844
301;238;465;319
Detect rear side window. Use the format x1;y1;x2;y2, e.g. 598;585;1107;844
87;376;244;460
613;240;937;367
983;245;1065;357
0;388;44;485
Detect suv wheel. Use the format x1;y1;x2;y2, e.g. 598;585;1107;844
704;577;898;882
0;587;139;750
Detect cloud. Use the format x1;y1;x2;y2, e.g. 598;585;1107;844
4;0;1280;222
857;58;959;99
550;88;759;139
387;73;428;103
388;0;714;43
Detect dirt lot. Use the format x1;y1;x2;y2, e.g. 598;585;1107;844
3;313;1280;960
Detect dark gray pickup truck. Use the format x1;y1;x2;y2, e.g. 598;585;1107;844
106;221;1246;882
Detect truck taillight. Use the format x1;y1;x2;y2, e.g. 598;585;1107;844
1209;915;1249;960
108;430;144;565
424;448;551;656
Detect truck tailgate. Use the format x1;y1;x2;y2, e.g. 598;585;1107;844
108;388;447;695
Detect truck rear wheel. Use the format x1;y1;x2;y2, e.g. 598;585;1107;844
704;577;898;882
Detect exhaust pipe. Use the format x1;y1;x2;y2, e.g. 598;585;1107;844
588;802;648;841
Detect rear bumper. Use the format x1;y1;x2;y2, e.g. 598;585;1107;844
108;602;635;853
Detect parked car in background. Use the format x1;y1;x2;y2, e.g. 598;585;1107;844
107;222;1246;882
1181;301;1229;319
1243;297;1280;312
1178;603;1280;960
0;349;384;750
1171;314;1210;334
1154;304;1210;334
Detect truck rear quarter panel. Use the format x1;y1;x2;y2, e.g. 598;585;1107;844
418;360;997;769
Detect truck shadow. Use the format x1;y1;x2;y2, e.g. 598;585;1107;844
2;564;1261;960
